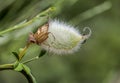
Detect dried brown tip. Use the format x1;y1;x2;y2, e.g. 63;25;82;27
28;33;36;43
28;23;50;45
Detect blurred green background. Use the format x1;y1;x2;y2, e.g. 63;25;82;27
0;0;120;83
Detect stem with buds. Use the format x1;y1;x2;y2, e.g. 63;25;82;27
0;7;54;83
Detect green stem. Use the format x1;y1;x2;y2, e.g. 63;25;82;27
0;7;55;35
22;49;47;64
22;56;39;64
0;64;14;70
21;70;37;83
0;7;55;83
0;63;36;83
19;43;31;61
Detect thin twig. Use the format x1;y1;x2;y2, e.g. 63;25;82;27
0;7;55;35
22;56;39;64
21;70;37;83
19;43;31;61
0;63;36;83
0;64;14;71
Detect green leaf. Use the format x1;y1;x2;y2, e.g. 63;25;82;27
12;52;19;60
14;63;23;71
39;49;46;57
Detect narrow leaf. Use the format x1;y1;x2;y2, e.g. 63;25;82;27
39;49;46;57
12;52;19;60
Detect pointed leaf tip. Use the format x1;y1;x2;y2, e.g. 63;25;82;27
12;52;19;60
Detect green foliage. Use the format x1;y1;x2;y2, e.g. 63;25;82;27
13;62;37;83
0;0;120;83
12;52;19;60
39;49;47;57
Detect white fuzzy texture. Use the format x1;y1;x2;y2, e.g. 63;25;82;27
41;20;86;55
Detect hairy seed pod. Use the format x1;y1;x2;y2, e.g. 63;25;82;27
28;19;91;55
41;20;91;54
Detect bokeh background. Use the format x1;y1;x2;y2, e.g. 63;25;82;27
0;0;120;83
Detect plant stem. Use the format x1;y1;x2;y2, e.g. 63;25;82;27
22;49;47;64
21;70;37;83
19;43;31;61
0;7;55;83
0;7;55;35
22;56;39;64
0;63;14;70
0;63;36;83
